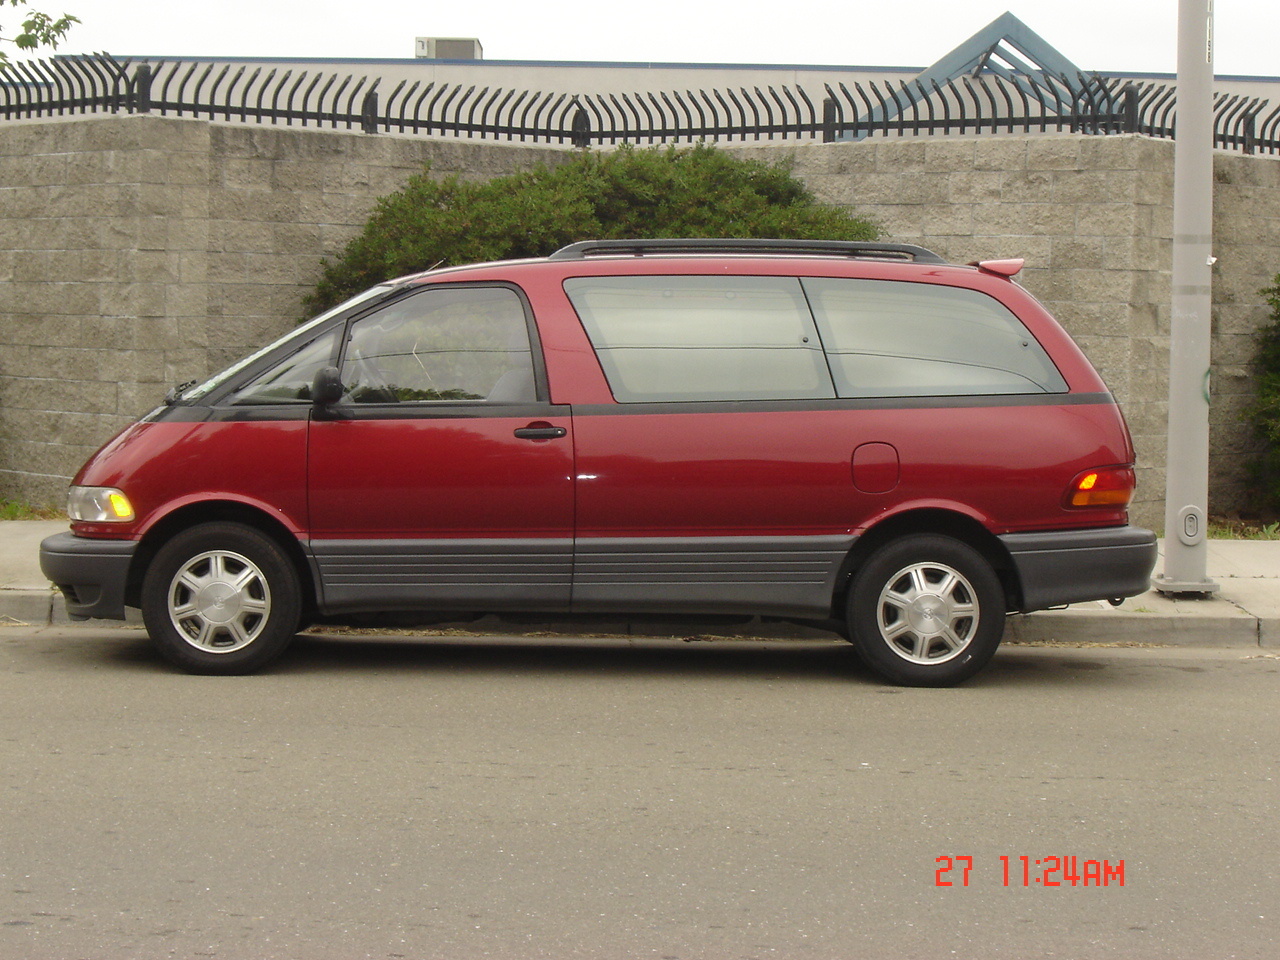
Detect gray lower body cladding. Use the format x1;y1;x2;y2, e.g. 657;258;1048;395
308;535;853;619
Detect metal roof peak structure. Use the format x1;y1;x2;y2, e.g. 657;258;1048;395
837;10;1088;140
918;11;1084;90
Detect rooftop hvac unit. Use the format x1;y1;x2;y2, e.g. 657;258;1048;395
415;37;483;60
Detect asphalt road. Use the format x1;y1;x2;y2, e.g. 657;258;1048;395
2;626;1278;960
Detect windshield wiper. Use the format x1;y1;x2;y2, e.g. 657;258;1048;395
164;380;198;405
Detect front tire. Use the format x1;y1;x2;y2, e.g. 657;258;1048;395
847;535;1005;687
141;522;302;675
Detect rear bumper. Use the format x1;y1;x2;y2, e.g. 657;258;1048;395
1000;526;1158;612
38;532;136;621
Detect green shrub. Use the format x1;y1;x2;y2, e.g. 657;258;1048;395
305;143;878;314
1248;279;1280;512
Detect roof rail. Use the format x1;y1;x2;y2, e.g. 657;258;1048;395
548;238;947;264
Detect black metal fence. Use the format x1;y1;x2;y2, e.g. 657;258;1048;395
3;54;1279;155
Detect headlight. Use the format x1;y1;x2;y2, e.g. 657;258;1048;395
67;486;135;522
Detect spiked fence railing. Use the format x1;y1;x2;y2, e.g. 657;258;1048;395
4;54;1280;155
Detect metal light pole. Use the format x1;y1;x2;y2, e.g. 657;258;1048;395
1154;0;1220;595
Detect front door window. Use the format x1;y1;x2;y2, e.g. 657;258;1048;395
341;285;537;405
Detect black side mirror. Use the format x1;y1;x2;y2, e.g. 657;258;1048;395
311;366;345;406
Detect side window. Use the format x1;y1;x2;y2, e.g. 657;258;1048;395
803;278;1068;398
341;286;537;404
231;331;339;404
564;276;834;402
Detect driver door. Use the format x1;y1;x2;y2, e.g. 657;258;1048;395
306;284;574;614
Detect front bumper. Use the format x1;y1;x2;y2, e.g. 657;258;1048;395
1000;526;1158;612
39;532;137;621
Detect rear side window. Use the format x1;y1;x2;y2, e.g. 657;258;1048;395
564;276;834;402
802;278;1067;397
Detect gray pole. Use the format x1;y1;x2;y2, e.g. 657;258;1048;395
1154;0;1220;595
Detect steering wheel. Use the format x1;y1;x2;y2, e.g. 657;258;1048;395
347;347;398;403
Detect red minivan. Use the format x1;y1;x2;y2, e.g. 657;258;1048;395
40;240;1156;685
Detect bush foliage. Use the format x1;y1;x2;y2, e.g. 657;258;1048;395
305;143;878;314
1249;279;1280;512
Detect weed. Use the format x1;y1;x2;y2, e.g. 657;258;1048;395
1207;517;1280;540
0;499;64;521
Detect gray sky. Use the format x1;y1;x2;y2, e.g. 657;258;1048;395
11;1;1280;77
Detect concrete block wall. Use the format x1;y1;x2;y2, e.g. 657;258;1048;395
1208;151;1280;514
2;116;1278;531
0;115;565;505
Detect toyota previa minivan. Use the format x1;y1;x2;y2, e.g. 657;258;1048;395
40;239;1157;685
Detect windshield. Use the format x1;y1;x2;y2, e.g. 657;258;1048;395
176;285;396;403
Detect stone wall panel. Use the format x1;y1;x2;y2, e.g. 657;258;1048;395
1;115;1277;531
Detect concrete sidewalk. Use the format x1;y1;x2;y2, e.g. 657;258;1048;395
3;520;1278;646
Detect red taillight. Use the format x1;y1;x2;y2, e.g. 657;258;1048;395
1065;466;1135;509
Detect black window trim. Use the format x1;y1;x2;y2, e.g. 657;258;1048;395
564;273;837;405
199;281;547;413
798;275;1069;399
328;281;550;415
563;272;1070;405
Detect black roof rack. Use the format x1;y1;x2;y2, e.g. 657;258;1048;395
548;238;947;264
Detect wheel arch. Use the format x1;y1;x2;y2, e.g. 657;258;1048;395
833;508;1022;617
124;501;316;615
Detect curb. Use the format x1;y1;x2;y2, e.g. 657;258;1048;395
2;587;1273;648
0;589;55;627
1005;608;1270;648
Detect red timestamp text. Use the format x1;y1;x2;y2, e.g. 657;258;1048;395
934;856;1125;887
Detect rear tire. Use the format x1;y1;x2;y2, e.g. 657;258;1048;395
847;535;1005;687
141;522;302;675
